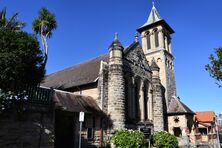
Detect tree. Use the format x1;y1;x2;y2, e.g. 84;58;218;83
0;8;25;31
0;29;45;91
205;47;222;87
32;7;57;68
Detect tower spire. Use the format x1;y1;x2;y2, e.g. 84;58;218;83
139;1;162;28
147;2;162;25
134;32;139;42
109;33;123;50
114;32;118;41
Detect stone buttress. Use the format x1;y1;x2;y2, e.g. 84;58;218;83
151;59;165;131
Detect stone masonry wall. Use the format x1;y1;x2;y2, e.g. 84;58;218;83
146;51;176;108
98;61;109;113
0;110;54;148
108;64;126;130
165;54;176;105
152;76;164;132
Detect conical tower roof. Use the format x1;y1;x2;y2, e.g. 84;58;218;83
137;2;174;34
142;2;162;27
109;33;123;51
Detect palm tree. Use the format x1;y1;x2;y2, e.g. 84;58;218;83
0;7;25;31
32;7;57;68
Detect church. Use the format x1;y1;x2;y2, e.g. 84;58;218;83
42;3;194;147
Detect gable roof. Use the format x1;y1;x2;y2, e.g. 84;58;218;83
42;41;151;90
124;42;151;72
168;96;194;115
195;111;215;123
42;54;109;89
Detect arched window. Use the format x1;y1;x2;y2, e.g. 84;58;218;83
154;29;159;47
146;31;151;50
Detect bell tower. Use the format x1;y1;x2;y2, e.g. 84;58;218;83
137;3;176;107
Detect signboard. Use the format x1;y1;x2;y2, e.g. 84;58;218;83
140;127;151;139
79;112;85;122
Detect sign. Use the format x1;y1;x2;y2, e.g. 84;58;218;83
140;127;151;139
79;112;85;122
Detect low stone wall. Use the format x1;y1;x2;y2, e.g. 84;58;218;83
0;110;54;148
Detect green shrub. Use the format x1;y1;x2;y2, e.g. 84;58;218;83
151;131;178;148
112;129;145;148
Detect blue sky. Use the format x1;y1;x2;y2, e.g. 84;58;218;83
1;0;222;114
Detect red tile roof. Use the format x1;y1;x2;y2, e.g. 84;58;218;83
195;111;215;122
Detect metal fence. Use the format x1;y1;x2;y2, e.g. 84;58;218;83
13;85;53;105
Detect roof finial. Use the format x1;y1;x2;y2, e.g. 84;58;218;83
114;32;118;41
135;32;139;42
152;1;155;7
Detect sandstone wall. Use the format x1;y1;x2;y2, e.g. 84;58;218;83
0;110;54;148
73;87;99;100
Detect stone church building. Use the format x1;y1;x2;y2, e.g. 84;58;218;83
42;3;194;147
